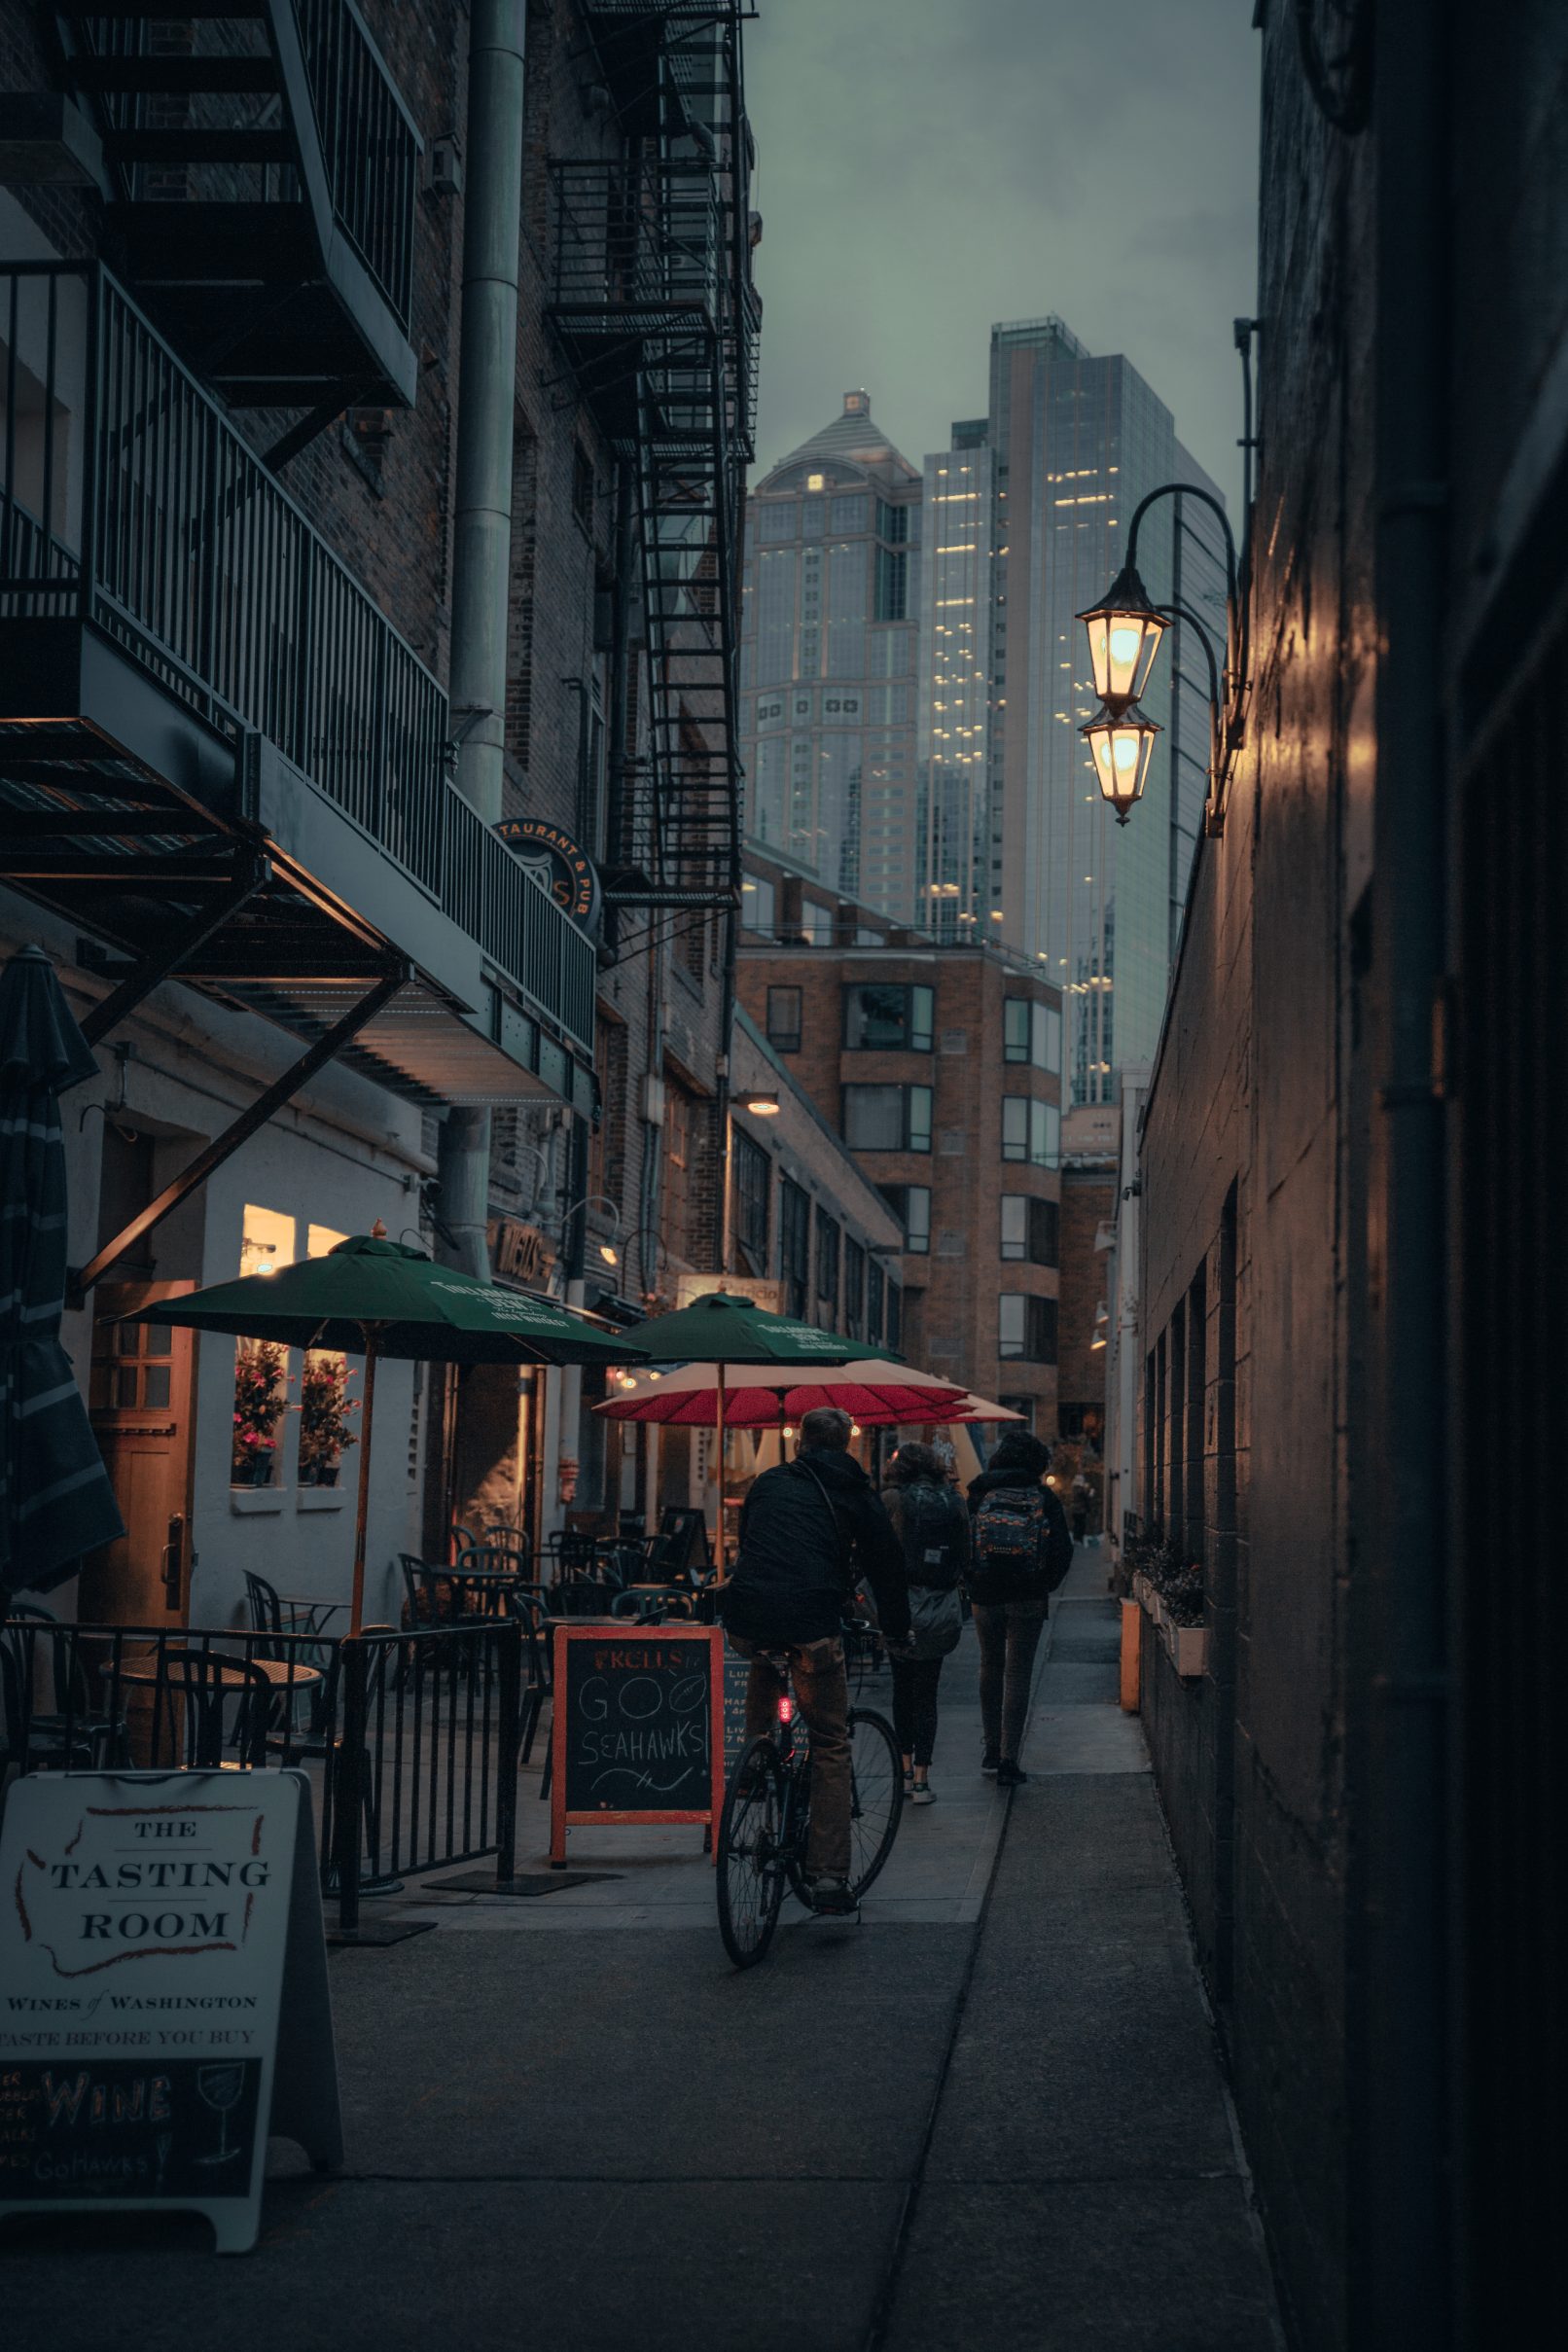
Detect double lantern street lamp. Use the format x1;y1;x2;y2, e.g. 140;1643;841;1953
1075;480;1250;831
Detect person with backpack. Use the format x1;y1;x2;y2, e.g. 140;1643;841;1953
966;1428;1075;1787
880;1441;970;1805
720;1406;910;1914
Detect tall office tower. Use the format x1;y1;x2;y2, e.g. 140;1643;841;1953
739;391;924;917
982;318;1229;1101
916;416;993;939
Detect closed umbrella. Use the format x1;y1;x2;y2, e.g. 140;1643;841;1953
143;1232;643;1630
0;947;125;1602
616;1292;911;1566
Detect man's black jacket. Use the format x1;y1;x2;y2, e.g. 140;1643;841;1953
722;1446;911;1648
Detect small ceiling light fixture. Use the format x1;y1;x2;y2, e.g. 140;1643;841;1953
1082;702;1161;826
598;1241;619;1266
742;1090;781;1117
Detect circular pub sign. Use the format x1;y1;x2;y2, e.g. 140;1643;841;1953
494;818;602;933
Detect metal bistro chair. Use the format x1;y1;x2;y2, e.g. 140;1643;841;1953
155;1650;273;1770
244;1572;342;1756
498;1587;552;1764
551;1573;621;1621
1;1609;126;1771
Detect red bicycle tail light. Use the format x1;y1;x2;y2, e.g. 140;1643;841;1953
777;1693;794;1726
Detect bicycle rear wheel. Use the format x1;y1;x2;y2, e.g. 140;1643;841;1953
845;1707;903;1897
717;1738;788;1968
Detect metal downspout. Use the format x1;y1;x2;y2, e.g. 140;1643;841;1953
439;2;527;1286
1356;1;1452;2340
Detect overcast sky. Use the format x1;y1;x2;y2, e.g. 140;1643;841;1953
745;0;1260;516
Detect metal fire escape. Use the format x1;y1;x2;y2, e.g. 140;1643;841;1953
547;2;759;913
41;3;420;441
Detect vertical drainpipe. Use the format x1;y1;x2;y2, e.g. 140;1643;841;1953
1357;1;1452;2341
440;1;528;1285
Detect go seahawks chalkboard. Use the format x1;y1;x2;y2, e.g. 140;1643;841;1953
550;1625;725;1865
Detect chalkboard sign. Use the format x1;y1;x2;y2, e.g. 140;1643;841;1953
0;1769;340;2255
723;1647;752;1770
550;1625;724;1865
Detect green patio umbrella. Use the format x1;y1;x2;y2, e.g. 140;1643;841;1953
627;1291;888;1568
141;1232;643;1630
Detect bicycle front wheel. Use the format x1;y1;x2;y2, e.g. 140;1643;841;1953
845;1707;903;1897
717;1737;788;1968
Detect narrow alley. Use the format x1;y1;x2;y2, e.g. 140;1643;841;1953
10;1560;1282;2352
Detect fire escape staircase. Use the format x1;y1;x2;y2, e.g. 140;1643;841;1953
45;1;419;430
549;2;759;916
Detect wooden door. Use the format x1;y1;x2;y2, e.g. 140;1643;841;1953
80;1281;198;1625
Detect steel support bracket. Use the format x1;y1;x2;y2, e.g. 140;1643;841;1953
76;847;271;1051
69;962;410;1303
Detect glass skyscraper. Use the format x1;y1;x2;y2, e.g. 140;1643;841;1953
980;317;1229;1100
738;392;924;917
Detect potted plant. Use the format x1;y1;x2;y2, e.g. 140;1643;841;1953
299;1352;359;1488
232;1339;289;1485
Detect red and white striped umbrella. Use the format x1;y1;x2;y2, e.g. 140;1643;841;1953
594;1356;969;1428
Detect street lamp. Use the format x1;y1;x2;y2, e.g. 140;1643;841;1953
557;1194;623;1269
1078;562;1166;714
1081;701;1161;826
1072;325;1258;834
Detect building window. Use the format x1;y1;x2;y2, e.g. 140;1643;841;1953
842;983;934;1052
877;1183;931;1254
766;985;802;1052
663;1078;702;1262
877;499;909;545
1000;1194;1058;1265
875;545;909;621
232;1205;296;1486
999;1294;1058;1362
1001;1096;1060;1166
815;1211;840;1313
759;501;797;543
998;1395;1036;1430
868;1255;885;1343
842;1238;866;1337
780;1178;810;1319
732;1128;770;1274
742;873;777;932
1004;998;1062;1070
843;1084;933;1152
885;1277;902;1353
572;442;594;531
831;493;868;533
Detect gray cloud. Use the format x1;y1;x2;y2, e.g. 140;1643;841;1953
746;0;1260;510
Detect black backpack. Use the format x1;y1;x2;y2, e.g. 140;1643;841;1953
895;1480;964;1591
970;1482;1059;1602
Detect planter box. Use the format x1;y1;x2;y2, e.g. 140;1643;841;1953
1158;1618;1207;1679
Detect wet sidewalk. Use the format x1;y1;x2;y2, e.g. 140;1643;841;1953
6;1555;1284;2351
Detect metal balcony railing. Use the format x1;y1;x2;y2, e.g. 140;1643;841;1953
66;0;417;336
293;0;419;330
0;264;594;1054
550;160;726;330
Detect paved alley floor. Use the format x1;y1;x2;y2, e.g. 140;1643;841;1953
5;1555;1284;2352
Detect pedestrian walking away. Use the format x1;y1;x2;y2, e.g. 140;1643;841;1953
719;1406;911;1912
966;1428;1074;1787
880;1440;969;1804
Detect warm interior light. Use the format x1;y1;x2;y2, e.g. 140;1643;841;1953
782;1424;796;1440
850;1422;862;1437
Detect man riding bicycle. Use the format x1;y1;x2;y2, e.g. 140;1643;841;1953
719;1406;911;1915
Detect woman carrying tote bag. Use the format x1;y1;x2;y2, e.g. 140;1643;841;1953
880;1442;970;1804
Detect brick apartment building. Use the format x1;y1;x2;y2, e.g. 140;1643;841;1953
738;847;1064;1431
0;1;761;1612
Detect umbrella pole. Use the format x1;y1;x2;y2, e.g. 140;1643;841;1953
349;1329;379;1636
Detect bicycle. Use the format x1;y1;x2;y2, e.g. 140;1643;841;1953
715;1630;903;1968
